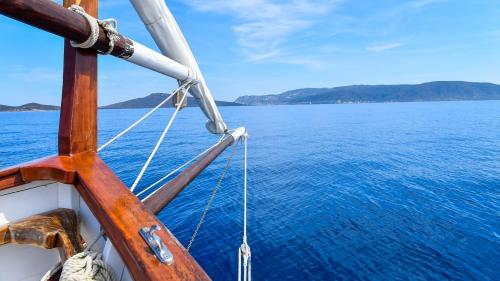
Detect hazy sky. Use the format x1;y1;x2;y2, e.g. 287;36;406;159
1;0;500;106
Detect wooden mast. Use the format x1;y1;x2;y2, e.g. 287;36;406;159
58;0;98;155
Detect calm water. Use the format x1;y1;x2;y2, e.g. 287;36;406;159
1;101;499;280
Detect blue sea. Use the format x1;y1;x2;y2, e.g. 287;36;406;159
1;101;499;280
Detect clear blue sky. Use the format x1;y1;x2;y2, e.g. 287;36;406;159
1;0;499;106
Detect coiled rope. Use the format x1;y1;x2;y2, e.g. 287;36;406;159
41;231;115;281
58;251;115;281
68;5;119;55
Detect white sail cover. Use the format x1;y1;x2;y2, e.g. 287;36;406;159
129;0;227;134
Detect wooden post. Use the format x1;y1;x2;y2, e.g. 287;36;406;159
58;0;98;155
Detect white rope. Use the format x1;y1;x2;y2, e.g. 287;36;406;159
98;81;192;152
99;18;119;55
243;135;248;243
58;251;115;281
68;5;99;49
99;94;171;151
238;134;251;281
138;134;225;199
41;231;109;281
67;5;119;55
130;85;189;192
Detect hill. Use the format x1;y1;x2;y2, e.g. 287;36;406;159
101;93;242;109
0;103;60;112
235;81;500;105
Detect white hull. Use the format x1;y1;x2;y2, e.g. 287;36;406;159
0;181;132;281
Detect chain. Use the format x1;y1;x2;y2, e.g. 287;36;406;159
187;143;238;251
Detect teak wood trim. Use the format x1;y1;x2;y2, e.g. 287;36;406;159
0;153;210;280
58;0;98;156
0;167;25;191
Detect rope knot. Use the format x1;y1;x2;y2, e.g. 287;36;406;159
67;4;119;55
240;243;251;266
98;18;119;55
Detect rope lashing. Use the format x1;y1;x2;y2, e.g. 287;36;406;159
238;133;251;281
99;18;119;55
68;5;119;55
238;243;251;281
187;143;238;251
68;5;98;49
130;83;192;192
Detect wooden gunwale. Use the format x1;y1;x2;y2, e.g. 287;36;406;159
0;153;211;280
0;0;215;279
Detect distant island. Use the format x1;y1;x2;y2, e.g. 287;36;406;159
0;94;241;112
101;93;242;109
2;81;500;111
0;103;60;112
236;81;500;105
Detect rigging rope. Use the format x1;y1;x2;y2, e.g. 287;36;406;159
138;134;225;199
186;143;238;251
130;83;190;192
98;81;192;152
238;134;251;281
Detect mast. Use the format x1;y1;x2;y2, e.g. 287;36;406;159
58;0;98;155
130;0;228;134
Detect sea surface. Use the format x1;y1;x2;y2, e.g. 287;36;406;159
1;101;499;280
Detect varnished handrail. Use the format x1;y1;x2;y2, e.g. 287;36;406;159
0;153;211;280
